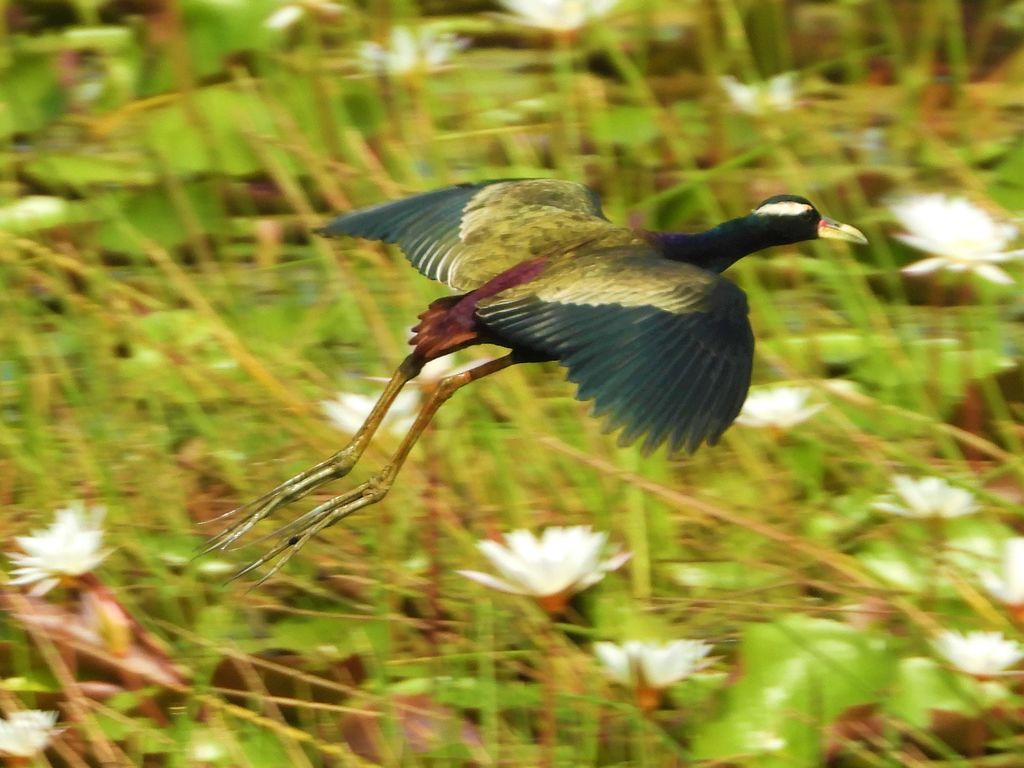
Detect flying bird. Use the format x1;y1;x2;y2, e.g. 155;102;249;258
207;178;867;581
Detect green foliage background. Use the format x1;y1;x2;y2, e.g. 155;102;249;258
3;0;1024;765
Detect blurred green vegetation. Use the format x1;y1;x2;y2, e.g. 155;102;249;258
3;0;1024;765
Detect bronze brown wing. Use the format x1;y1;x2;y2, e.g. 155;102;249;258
316;179;619;290
475;248;755;454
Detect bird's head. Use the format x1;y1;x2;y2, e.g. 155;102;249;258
750;195;868;247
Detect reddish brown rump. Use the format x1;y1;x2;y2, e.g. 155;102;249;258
411;257;548;360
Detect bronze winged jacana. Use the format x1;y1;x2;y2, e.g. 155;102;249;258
208;178;867;581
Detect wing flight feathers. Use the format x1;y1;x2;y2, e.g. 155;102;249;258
316;179;612;289
477;251;754;454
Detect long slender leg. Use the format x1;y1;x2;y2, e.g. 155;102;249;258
232;354;518;584
200;353;426;555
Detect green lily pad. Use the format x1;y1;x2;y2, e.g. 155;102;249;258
0;52;66;138
909;338;1016;390
140;0;290;92
394;676;541;711
591;105;661;149
340;81;387;137
692;615;894;766
856;517;1012;594
672;560;781;591
269;616;360;654
96;181;231;252
139;85;297;176
20;26;134;54
854;336;1016;408
991;139;1024;209
23;153;156;188
887;656;985;727
763;332;870;367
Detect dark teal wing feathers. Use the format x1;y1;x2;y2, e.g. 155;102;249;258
316;182;492;284
477;268;754;454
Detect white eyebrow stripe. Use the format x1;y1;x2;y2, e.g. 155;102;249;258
754;201;813;216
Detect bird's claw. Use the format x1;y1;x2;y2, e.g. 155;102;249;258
227;479;387;586
198;449;359;560
198;352;504;585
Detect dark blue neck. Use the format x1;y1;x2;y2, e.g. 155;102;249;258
649;216;773;274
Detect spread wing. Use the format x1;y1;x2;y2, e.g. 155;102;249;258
315;179;622;290
476;248;754;454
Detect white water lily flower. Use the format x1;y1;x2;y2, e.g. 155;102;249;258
747;730;787;752
188;735;228;764
890;194;1023;285
359;26;467;77
497;0;619;32
264;0;344;30
735;385;823;429
0;710;60;758
872;475;979;519
8;503;110;595
457;526;630;610
982;538;1024;607
594;639;714;690
266;4;304;29
719;73;797;114
0;196;71;235
932;630;1024;677
594;638;714;711
321;389;420;437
